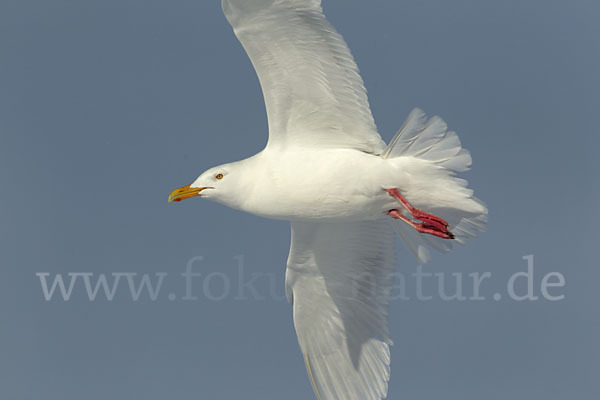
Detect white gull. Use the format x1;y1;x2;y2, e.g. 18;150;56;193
169;1;487;399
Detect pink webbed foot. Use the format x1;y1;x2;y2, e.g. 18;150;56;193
386;189;455;240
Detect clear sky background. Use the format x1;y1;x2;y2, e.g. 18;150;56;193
1;0;599;399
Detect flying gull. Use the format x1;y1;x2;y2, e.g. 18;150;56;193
169;1;487;399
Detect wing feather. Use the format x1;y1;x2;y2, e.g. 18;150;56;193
222;0;385;153
285;219;396;400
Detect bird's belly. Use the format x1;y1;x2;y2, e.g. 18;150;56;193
248;191;387;221
238;150;398;221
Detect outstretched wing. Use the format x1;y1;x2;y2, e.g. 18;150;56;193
222;0;386;153
285;219;396;400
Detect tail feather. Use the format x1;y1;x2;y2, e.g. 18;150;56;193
383;108;472;172
385;108;487;263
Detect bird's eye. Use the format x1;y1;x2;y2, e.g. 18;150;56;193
215;173;224;180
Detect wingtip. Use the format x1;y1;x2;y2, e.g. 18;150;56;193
304;354;324;400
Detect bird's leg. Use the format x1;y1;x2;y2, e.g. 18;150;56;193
386;188;450;227
388;209;455;239
386;188;455;240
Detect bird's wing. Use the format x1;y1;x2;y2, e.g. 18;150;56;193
222;0;386;153
285;219;396;400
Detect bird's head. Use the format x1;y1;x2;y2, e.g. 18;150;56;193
168;164;239;204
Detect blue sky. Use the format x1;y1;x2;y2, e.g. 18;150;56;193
1;0;598;399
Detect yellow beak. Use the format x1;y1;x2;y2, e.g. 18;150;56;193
168;185;208;202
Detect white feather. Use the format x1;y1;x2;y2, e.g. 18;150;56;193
222;0;386;153
286;220;395;400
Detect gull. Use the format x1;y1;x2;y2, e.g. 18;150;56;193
168;1;487;399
